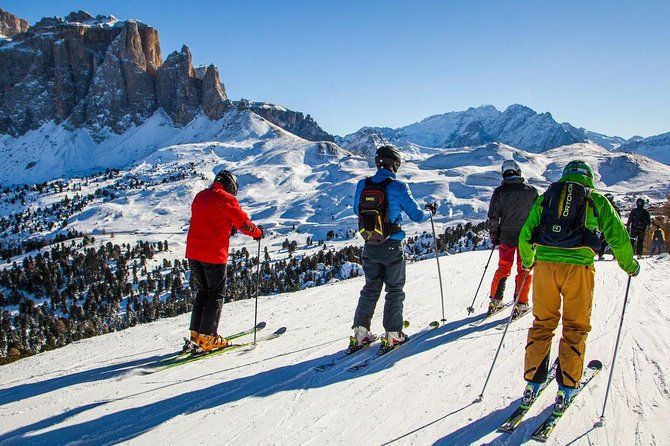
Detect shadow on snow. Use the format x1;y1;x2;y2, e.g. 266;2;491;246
0;314;509;446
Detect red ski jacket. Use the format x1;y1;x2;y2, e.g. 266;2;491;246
186;182;262;264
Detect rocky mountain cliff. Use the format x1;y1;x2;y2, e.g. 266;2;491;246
0;8;29;38
0;9;332;142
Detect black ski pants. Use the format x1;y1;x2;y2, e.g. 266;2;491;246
353;240;406;332
189;260;227;335
630;227;647;256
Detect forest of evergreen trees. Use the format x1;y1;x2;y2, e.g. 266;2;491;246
0;221;490;364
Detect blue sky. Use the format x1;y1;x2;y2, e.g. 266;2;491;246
2;0;669;138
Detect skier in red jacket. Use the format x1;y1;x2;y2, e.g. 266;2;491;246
185;170;264;352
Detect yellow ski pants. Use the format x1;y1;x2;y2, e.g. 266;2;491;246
524;261;595;387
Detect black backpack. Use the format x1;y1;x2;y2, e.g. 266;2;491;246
629;208;650;229
534;181;601;251
358;178;400;244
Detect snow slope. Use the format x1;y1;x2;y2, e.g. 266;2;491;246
0;250;668;445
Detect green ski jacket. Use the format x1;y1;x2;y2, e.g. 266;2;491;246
519;173;637;274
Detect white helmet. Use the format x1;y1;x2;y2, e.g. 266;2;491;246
501;159;521;178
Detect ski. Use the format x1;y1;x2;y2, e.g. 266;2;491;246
531;359;603;442
160;321;268;364
495;306;533;330
469;302;513;327
144;326;286;374
316;320;409;372
314;337;378;372
346;321;440;372
497;360;558;433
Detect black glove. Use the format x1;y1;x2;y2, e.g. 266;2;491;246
230;227;238;237
424;202;438;216
253;225;265;241
490;232;500;245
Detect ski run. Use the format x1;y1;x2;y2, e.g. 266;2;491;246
0;250;669;445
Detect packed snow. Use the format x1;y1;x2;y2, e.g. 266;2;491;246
0;250;667;445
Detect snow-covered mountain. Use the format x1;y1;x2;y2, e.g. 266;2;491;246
338;105;669;164
1;250;667;445
619;131;670;165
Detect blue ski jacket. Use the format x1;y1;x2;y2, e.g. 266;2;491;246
353;168;431;241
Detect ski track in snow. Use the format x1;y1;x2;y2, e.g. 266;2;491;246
0;252;668;445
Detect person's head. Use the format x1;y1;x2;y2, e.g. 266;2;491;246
501;159;522;179
213;169;239;196
636;197;645;208
561;160;595;188
375;145;402;173
604;193;615;204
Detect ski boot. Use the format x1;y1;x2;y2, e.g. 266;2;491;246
487;297;504;315
348;326;376;354
521;381;544;409
554;385;580;415
197;334;229;353
512;302;530;319
182;330;201;353
379;331;407;354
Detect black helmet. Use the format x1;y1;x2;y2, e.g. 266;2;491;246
375;145;402;172
501;159;522;178
636;197;645;208
214;169;239;196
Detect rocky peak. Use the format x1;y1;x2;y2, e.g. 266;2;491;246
201;65;229;120
0;8;334;142
0;8;29;39
81;21;159;134
65;10;95;24
156;45;205;126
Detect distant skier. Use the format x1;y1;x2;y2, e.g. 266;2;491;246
627;197;651;258
351;145;434;352
650;224;666;256
487;160;538;317
597;193;621;260
518;160;639;409
185;170;264;352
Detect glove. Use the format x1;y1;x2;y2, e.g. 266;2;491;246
489;233;500;246
230;227;238;237
253;225;265;241
424;202;438;216
522;262;535;272
629;260;640;277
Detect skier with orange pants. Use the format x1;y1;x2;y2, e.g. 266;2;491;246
487;160;538;317
517;160;639;410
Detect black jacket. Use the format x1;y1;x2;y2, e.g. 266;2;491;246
488;177;539;247
627;207;651;231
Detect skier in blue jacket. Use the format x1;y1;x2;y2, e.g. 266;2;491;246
350;145;436;352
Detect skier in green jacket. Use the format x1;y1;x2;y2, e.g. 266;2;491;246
518;160;639;410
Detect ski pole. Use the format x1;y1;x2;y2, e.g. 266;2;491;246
467;245;496;314
429;214;447;324
253;239;262;345
595;275;632;427
477;270;530;402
